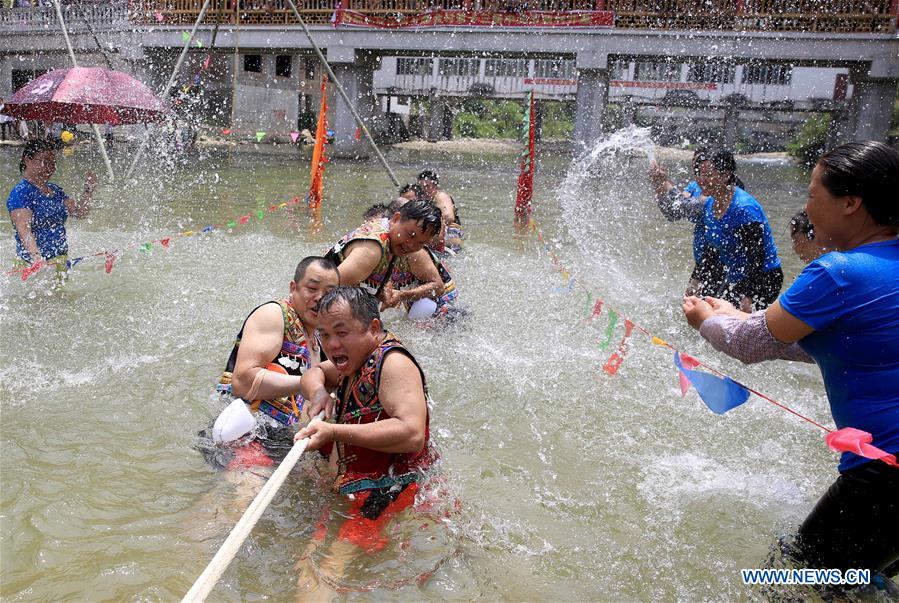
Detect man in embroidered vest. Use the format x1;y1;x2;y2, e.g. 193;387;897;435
206;256;339;470
324;199;442;300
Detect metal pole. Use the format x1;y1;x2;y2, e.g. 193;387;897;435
284;0;399;187
69;0;115;70
124;0;213;180
52;0;115;182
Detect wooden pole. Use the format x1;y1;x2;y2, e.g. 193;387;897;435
52;0;115;182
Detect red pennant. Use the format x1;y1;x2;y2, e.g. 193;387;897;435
20;260;46;281
238;215;250;225
587;299;604;322
602;320;634;376
289;197;301;206
104;252;116;274
354;127;361;141
677;353;702;396
222;128;232;135
203;56;211;70
269;204;278;212
826;427;898;467
160;238;171;248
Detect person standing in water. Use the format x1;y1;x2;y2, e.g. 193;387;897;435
656;148;781;311
683;141;899;583
208;256;339;468
6;138;97;275
418;169;463;255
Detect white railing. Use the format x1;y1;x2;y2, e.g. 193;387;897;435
0;1;130;33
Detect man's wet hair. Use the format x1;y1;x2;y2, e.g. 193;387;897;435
789;209;814;241
293;256;338;283
817;141;899;227
397;199;442;235
19;137;60;173
363;203;391;220
417;169;439;184
318;286;380;326
696;147;737;184
399;183;425;198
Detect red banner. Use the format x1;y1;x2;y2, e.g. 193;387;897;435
308;76;328;210
333;9;614;28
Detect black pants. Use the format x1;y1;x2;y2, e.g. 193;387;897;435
725;267;784;311
797;460;899;574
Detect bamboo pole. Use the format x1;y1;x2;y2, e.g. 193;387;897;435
284;0;400;187
124;0;213;180
52;0;115;182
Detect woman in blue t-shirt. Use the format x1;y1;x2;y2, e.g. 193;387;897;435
683;141;899;577
6;138;97;270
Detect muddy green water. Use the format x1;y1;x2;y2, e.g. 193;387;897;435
1;137;831;601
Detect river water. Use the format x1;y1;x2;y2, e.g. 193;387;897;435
1;134;833;601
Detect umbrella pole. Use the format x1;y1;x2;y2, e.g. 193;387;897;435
124;0;213;180
284;0;400;188
52;0;115;182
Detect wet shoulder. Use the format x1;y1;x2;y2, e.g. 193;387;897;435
6;179;34;209
729;188;769;223
813;240;899;289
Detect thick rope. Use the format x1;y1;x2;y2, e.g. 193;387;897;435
181;410;325;602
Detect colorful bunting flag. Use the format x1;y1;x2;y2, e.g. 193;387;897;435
256;210;264;220
104;252;116;274
651;336;668;347
603;320;634;375
160;238;170;248
826;427;898;467
674;352;750;414
20;260;45;281
588;299;604;322
255;132;266;143
238;215;249;225
290;131;300;143
514;90;536;224
181;31;191;43
222;128;231;135
599;310;619;351
140;243;152;252
308;76;329;210
226;220;236;229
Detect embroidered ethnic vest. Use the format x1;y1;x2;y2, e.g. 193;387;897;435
333;331;434;495
326;219;396;296
217;300;317;426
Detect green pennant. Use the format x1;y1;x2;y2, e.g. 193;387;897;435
227;220;236;229
255;132;266;142
256;210;264;220
140;242;152;252
181;31;191;43
599;310;619;351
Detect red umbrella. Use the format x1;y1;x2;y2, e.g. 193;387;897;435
0;67;168;125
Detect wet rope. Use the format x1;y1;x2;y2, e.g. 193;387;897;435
181;410;325;603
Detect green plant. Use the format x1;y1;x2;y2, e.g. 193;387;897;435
787;114;831;167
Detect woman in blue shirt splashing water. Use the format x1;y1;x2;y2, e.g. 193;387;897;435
6;138;96;274
684;141;899;579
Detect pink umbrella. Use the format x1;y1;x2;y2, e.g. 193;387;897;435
0;67;168;125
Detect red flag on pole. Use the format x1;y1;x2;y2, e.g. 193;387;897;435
308;76;329;210
515;91;536;224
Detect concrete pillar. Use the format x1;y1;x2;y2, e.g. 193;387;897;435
424;91;451;142
723;106;739;150
848;78;897;142
573;68;609;152
327;50;378;159
621;96;636;126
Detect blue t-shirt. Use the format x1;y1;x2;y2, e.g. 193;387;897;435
683;180;705;263
701;187;780;283
6;179;70;262
780;239;899;472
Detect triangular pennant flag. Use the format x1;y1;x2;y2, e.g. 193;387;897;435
651;336;668;347
69;257;83;268
290;131;300;143
238;215;250;225
676;352;701;397
587;299;604;323
354;127;362;141
226;220;236;229
603;320;634;375
674;352;750;414
195;39;203;48
183;230;194;236
201;226;214;233
203;56;211;70
20;260;46;281
825;428;898;467
222;128;231;135
182;31;191;43
140;243;152;252
154;11;164;22
255;131;265;142
104;252;116;274
599;310;619;351
256;210;264;219
193;73;201;86
160;238;171;248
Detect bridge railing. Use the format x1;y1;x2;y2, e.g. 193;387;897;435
0;1;130;33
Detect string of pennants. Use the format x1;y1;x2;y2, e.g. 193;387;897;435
525;217;898;467
219;128;313;144
5;195;308;282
